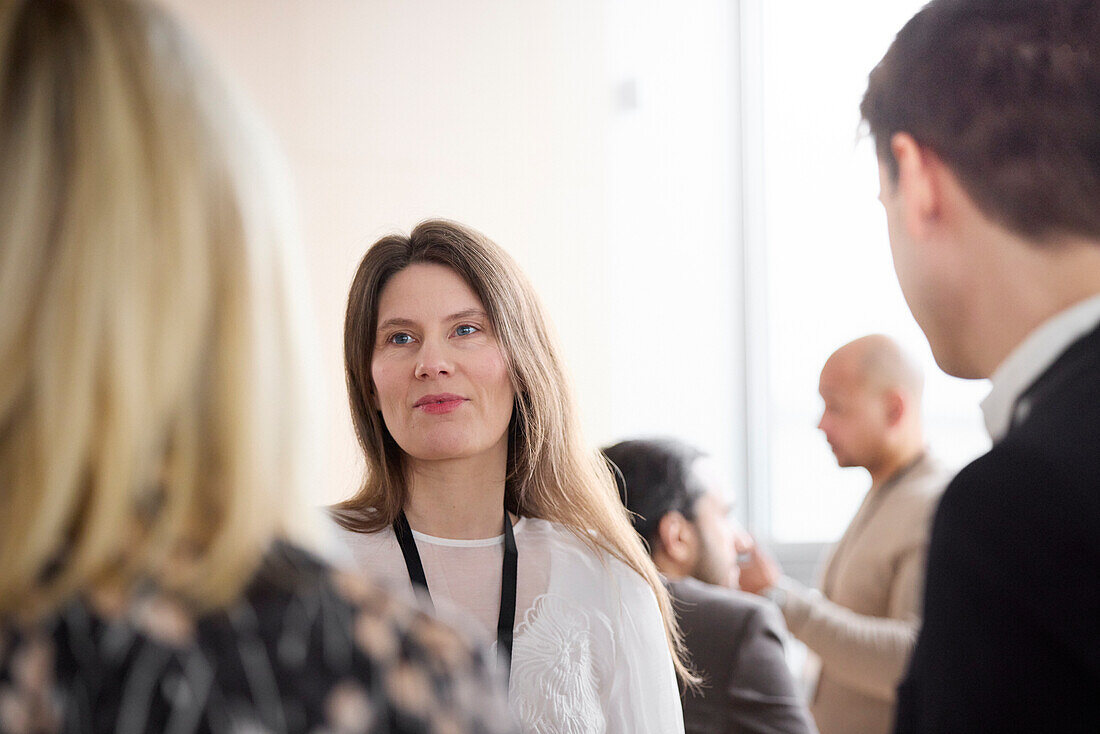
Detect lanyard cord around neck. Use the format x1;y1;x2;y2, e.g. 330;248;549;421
393;509;518;681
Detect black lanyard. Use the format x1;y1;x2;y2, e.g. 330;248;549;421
393;509;519;680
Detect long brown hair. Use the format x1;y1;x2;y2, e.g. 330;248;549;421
334;219;694;682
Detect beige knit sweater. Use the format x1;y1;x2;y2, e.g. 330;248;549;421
779;454;949;734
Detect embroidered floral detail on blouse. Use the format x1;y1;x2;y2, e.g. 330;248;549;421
508;594;605;734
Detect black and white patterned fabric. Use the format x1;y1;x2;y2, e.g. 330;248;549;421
0;543;516;734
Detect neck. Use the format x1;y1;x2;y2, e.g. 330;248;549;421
868;439;924;488
404;455;508;539
965;233;1100;376
651;548;687;581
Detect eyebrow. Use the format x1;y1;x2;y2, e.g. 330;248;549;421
376;309;489;333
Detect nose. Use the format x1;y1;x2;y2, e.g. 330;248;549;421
415;340;452;380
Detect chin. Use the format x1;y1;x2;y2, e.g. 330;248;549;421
406;430;505;464
391;430;467;461
831;451;855;468
911;297;990;379
926;332;988;380
406;442;479;462
394;422;510;465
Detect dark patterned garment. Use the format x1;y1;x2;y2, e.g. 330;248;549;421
0;543;516;734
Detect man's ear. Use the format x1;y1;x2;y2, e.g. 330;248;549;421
656;511;697;566
890;132;945;242
882;388;906;427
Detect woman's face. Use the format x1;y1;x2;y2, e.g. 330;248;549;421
371;263;515;467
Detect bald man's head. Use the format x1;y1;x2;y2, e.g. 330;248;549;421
817;335;925;473
824;334;924;400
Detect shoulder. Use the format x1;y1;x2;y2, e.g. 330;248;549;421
669;576;765;613
328;523;409;591
224;543;506;709
942;437;1081;509
331;521;396;553
521;516;587;554
9;543;513;734
932;448;1029;542
876;454;952;536
527;518;660;611
668;578;778;636
892;454;952;507
939;439;1093;529
931;441;1099;591
668;579;797;707
522;518;605;576
1005;329;1100;474
1000;337;1100;492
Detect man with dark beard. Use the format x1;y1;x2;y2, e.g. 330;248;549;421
605;439;816;734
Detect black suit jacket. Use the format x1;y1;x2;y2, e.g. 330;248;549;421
894;322;1100;733
670;578;818;734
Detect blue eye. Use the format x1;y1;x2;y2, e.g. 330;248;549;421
389;332;414;345
454;324;479;336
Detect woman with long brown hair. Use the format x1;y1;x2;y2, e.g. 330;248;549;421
334;220;689;733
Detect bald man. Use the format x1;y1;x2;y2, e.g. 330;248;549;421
739;335;949;734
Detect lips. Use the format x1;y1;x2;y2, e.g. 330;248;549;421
413;393;468;414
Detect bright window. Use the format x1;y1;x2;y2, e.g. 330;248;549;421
742;0;991;543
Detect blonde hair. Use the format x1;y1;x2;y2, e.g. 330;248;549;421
334;220;695;682
0;0;319;621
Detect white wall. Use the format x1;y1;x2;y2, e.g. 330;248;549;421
744;0;990;542
162;0;744;507
604;0;743;505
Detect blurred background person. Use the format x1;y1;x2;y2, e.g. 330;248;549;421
331;220;688;733
738;335;948;734
862;1;1100;730
605;438;817;734
0;1;513;731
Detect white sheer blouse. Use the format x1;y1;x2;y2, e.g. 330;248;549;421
336;517;685;734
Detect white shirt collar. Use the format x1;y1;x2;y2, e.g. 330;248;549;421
980;293;1100;442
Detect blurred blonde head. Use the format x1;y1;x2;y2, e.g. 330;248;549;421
0;0;320;620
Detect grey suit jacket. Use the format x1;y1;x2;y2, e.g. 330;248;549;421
670;578;817;734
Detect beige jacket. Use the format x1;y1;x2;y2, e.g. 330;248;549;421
779;454;948;734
